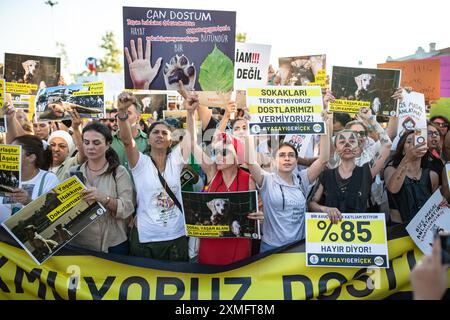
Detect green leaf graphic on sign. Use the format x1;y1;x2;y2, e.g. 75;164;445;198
199;45;234;91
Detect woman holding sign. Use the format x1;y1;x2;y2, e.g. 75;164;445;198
245;113;332;252
66;122;135;254
384;130;439;224
309;128;391;223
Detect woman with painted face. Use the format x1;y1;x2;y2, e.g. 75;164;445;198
309;129;391;223
186;98;262;265
245;113;332;252
384;130;439;224
116;87;192;262
67;122;135;254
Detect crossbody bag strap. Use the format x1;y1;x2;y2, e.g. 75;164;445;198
149;156;183;213
38;172;49;196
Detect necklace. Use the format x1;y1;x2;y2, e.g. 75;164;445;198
87;161;107;172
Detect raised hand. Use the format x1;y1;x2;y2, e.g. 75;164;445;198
125;38;162;89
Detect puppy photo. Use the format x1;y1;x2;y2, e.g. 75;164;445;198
24;225;58;259
22;59;42;84
354;73;381;114
207;198;230;225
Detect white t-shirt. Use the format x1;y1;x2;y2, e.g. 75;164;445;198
131;146;187;242
0;170;60;223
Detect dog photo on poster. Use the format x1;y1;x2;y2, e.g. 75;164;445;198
3;53;61;93
182;191;260;239
123;7;236;91
330;66;401;116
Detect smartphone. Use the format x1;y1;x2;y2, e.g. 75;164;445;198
441;233;450;265
414;128;427;146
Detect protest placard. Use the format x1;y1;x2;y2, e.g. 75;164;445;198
3;53;61;95
247;86;325;135
433;55;450;98
123;7;236;91
378;59;440;104
396;90;426;137
305;212;389;268
197;90;246;109
35;82;104;122
0;79;5;132
406;189;450;255
330;66;401;116
283;134;312;158
0;145;21;202
182;191;259;238
278;54;326;88
234;43;271;90
1;176;107;265
97;72;124;108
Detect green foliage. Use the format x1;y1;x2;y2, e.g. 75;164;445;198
429;98;450;120
198;45;234;92
97;31;122;73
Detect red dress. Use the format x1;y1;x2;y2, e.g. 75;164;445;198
198;169;252;265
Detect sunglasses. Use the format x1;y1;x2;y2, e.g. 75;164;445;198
432;121;449;128
354;130;367;137
212;148;232;157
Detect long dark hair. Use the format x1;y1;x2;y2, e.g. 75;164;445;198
82;122;119;175
390;130;430;168
14;135;52;170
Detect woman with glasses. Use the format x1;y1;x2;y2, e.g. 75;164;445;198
187;100;262;265
426;123;444;183
245;114;331;252
384;130;439;224
309;129;391;223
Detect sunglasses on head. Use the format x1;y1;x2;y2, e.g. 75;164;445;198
432;121;449;128
354;130;367;137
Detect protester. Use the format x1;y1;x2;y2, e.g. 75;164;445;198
384;130;439;224
186;96;263;265
116;88;191;262
32;121;51;140
430;115;450;142
68;122;135;254
426;122;444;183
309;129;392;222
333;112;352;133
245;113;332;252
111;98;148;170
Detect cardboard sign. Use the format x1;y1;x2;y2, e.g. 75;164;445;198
330;66;401;116
0;79;5;109
247;86;325;135
123;7;236;91
278;54;326;88
234;43;271;90
406;189;450;255
378;59;440;103
305;212;389;268
283;134;312;158
1;176;106;264
182;191;260;238
35;82;104;122
3;53;61;94
0;145;21;205
396;90;426;137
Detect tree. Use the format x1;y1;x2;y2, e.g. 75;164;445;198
236;32;247;43
97;31;122;73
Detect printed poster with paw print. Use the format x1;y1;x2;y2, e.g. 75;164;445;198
123;7;236;92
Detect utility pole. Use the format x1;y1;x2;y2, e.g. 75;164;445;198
44;1;58;51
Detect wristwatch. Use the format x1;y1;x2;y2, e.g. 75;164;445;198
117;113;129;121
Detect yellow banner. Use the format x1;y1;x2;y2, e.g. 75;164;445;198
248;105;323;114
0;145;21;172
5;82;38;95
307;69;327;88
247;88;322;97
73;82;104;96
0;235;449;300
329;99;370;113
0;79;5;108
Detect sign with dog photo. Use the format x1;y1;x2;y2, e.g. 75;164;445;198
329;66;401;116
5;82;37;121
234;43;271;90
1;176;106;265
0;145;21;207
181;191;260;238
246;86;326;135
3;53;61;95
123;7;236;92
278;54;327;88
35;82;104;122
305;212;389;268
406;189;450;255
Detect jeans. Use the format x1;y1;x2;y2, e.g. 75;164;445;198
259;241;280;253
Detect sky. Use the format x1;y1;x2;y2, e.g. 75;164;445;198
0;0;449;79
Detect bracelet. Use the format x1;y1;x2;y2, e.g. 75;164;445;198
117;113;129;121
104;196;111;206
